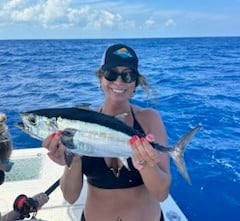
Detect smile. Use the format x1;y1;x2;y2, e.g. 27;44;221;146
112;88;126;94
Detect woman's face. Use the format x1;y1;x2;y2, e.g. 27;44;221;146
100;66;137;103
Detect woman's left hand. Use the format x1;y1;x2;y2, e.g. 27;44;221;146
129;134;161;170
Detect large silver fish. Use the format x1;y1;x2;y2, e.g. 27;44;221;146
17;107;201;184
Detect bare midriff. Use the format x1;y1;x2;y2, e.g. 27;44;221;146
84;184;161;221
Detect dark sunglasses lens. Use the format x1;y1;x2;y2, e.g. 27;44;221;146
103;70;138;83
103;70;118;81
122;72;137;83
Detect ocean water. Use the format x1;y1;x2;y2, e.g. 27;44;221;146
0;37;239;220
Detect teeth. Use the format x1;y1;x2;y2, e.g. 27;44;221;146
112;89;124;93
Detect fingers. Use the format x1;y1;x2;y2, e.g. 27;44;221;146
43;131;67;165
43;131;62;153
146;133;155;142
129;134;160;169
129;136;144;162
141;137;160;166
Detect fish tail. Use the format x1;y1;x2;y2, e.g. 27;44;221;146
169;125;201;185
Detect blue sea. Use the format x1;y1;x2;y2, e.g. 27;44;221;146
0;37;239;221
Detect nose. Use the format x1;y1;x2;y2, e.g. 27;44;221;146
114;75;124;84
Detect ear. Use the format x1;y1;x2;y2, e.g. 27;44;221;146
131;88;136;97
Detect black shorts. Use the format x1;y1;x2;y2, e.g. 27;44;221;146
81;211;164;221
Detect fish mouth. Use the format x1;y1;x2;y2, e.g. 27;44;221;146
16;121;42;141
16;122;25;131
16;122;29;136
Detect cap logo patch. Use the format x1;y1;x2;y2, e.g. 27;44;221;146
113;48;133;58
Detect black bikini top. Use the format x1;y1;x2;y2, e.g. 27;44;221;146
81;106;145;189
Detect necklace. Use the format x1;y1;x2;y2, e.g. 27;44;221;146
100;105;131;179
100;106;131;117
110;167;122;178
108;157;123;178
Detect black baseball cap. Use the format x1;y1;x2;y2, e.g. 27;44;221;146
101;44;139;74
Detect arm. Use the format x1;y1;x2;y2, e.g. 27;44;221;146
60;155;83;204
130;109;171;201
43;132;83;204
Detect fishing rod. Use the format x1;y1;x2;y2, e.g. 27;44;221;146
13;178;60;220
44;179;60;196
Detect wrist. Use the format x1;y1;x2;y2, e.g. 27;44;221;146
66;154;81;169
72;155;81;163
138;162;159;172
64;150;80;167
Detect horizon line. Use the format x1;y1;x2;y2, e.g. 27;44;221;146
0;35;240;41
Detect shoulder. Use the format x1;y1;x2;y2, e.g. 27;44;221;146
131;105;167;145
132;106;165;132
132;105;162;122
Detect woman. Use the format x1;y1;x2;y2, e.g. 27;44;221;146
43;44;171;221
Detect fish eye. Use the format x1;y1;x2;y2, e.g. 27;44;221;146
28;114;37;126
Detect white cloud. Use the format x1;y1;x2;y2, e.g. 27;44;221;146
165;18;176;27
145;18;155;27
0;1;167;30
68;6;89;25
2;0;24;11
88;10;122;29
11;5;42;22
0;1;239;38
67;6;124;29
40;0;71;25
0;1;129;29
0;0;72;26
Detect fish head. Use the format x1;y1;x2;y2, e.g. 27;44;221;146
17;111;59;141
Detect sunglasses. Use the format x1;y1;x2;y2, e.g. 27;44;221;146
0;159;14;172
103;69;138;83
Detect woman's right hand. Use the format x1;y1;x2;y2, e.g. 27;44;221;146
43;131;67;166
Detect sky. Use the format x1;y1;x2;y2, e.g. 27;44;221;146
0;0;240;39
